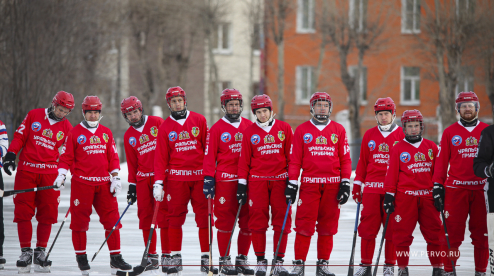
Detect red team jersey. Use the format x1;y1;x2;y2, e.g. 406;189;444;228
355;126;405;194
384;138;439;198
124;116;165;184
289;120;351;184
432;121;489;190
203;117;253;181
8;108;73;174
154;111;208;182
58;123;120;185
238;120;293;182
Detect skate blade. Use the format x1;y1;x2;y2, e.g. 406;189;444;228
17;265;31;274
34;264;51;273
112;268;133;275
168;272;182;276
81;269;90;276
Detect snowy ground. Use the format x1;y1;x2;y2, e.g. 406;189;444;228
0;168;477;275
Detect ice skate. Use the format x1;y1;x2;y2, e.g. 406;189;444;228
353;264;371;276
397;267;409;276
288;260;304;276
144;253;159;272
201;254;219;275
0;256;5;269
254;259;268;276
315;259;335;276
383;264;394;276
76;254;90;276
271;258;289;276
161;253;171;274
110;254;132;275
167;254;183;276
431;267;443;276
33;247;51;273
16;248;33;274
219;256;238;275
475;272;486;276
235;254;254;275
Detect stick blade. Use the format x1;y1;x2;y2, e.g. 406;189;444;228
132;265;145;275
116;269;138;276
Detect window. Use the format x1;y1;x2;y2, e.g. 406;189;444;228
401;67;420;105
213;23;231;53
297;0;315;33
402;0;421;34
349;0;368;32
455;67;474;96
296;66;314;104
349;66;368;104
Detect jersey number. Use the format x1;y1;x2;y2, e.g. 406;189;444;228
16;124;26;134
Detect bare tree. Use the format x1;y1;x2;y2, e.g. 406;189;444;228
243;0;263;104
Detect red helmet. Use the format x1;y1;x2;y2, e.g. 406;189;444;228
52;91;75;110
251;94;272;114
310;92;332;120
401;109;423;125
374;97;396;115
120;96;143;115
82;96;102;113
221;89;243;106
166;86;187;107
456;91;479;111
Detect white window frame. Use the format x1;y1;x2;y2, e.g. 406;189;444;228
295;66;314;105
401;0;421;34
349;0;366;32
296;0;315;34
400;66;421;105
213;23;232;54
349;66;368;105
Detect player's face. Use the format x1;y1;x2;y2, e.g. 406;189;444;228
376;111;392;125
255;108;271;123
54;105;70;119
458;102;478;121
313;101;330;116
226;100;241;115
125;109;142;123
85;110;101;122
405;121;421;136
170;96;185;112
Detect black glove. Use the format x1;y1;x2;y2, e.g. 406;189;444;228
337;181;351;205
236;183;247;205
284;180;298;205
383;193;395;214
127;184;137;205
203;176;215;199
487;162;494;178
3;152;16;176
433;183;444;212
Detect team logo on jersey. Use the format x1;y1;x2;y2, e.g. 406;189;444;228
103;133;109;143
139;134;150;144
150;126;158;137
378;143;389;152
219;197;226;204
303;133;313;144
251;134;261;145
428;149;434;160
168;131;178;142
31;122;41;132
42;129;53;139
234;132;243;142
297;199;302;206
278;131;285;141
74;199;80;206
129;137;137;147
400;152;411;163
221;132;231;143
179;131;190;140
264;134;275;144
90;135;101;144
395;215;402;222
249;199;253;207
167;194;171;201
77;135;87;145
316;136;327;145
56;131;64;141
444;211;449;219
393;141;399;146
452;135;462;146
414;152;426;162
191;127;200;137
465;136;478;146
331;134;338;144
368;140;376;151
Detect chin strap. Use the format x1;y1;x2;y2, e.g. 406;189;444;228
223;115;240;123
459;118;478;127
257;113;275;127
311;117;329;126
171;109;187;120
405;136;422;144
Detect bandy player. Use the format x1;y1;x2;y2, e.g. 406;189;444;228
352;97;404;276
237;94;293;276
203;89;255;275
121;96;169;273
56;96;132;275
153;86;213;275
383;110;442;276
285;92;352;276
432;91;489;276
3;91;74;273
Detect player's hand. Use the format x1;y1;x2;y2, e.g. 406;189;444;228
488;162;494;178
337;181;351;205
383;193;395;214
433;183;444;212
203;176;215;199
3;152;16;176
284;180;298;205
127;184;137;204
352;183;362;203
110;176;122;197
53;174;66;191
236;183;247;205
153;183;164;202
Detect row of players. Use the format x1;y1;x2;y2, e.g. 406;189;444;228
0;88;490;276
